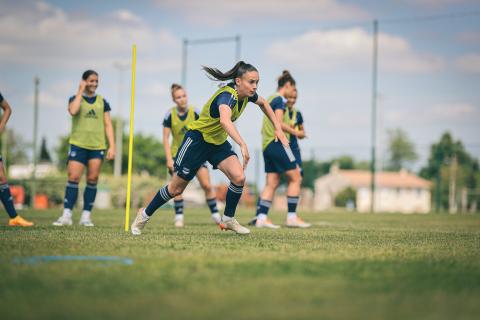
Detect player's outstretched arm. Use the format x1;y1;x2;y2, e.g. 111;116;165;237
255;96;289;146
219;104;249;170
0;98;12;134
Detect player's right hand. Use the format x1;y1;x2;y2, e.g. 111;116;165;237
78;80;87;93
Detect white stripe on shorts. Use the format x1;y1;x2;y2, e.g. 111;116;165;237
176;137;192;165
283;145;296;163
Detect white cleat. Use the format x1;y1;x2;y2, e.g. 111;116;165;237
211;213;222;225
174;218;184;228
79;218;94;227
52;215;73;226
286;216;312;228
220;218;250;235
131;208;149;235
255;218;281;229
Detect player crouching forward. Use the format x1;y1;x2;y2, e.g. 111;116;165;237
131;61;289;235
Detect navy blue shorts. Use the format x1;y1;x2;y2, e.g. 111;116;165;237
174;130;236;181
68;144;105;166
291;147;303;176
263;140;297;173
170;156;207;176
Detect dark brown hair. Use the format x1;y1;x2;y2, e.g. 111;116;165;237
202;61;257;81
278;70;295;88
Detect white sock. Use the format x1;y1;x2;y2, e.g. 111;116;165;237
81;210;91;220
222;215;233;222
62;208;72;219
287;212;297;219
211;212;221;220
141;209;150;220
175;214;184;221
257;213;267;221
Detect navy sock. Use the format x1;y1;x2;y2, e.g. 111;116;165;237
206;198;219;214
145;185;173;216
64;181;79;210
287;196;299;214
0;183;17;218
224;183;243;217
174;199;184;216
256;198;272;216
83;183;97;211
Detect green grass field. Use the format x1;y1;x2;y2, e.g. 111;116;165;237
1;208;479;320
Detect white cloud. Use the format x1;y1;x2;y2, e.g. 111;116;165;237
266;28;445;73
457;31;480;45
454;53;480;73
386;102;480;124
153;0;369;26
401;0;474;7
0;2;180;72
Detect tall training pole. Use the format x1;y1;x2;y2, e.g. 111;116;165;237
124;45;137;232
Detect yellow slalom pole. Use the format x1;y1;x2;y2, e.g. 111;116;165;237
125;44;137;232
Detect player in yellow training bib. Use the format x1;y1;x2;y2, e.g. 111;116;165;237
53;70;115;227
163;83;221;227
251;71;311;229
0;92;34;226
131;61;289;235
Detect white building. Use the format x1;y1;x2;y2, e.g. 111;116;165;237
314;165;432;213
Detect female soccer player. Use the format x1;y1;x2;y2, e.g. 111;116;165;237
53;70;115;226
286;88;306;176
163;83;221;227
0;92;33;226
131;61;288;235
253;71;311;228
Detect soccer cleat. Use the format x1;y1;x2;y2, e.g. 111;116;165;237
286;216;312;228
220;218;250;235
8;215;34;227
79;218;94;227
255;218;281;229
211;212;222;225
247;218;257;226
131;208;149;235
52;215;73;226
174;218;184;228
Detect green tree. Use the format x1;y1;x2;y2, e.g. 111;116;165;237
0;128;29;165
39;137;52;163
386;128;418;171
419;132;479;211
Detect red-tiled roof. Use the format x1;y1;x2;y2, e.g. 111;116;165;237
338;170;431;189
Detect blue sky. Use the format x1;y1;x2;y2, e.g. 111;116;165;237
1;0;479;184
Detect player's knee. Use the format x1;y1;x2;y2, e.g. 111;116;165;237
67;174;81;183
231;172;246;186
202;183;212;193
169;184;185;197
86;175;99;184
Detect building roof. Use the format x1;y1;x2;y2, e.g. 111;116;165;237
338;169;431;189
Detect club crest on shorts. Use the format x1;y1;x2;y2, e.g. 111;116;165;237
182;167;190;175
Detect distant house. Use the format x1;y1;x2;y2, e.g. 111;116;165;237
314;165;432;213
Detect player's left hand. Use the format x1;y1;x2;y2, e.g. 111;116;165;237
275;128;289;146
106;147;115;160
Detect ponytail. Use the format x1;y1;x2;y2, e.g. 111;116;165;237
202;61;257;82
278;70;295;88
